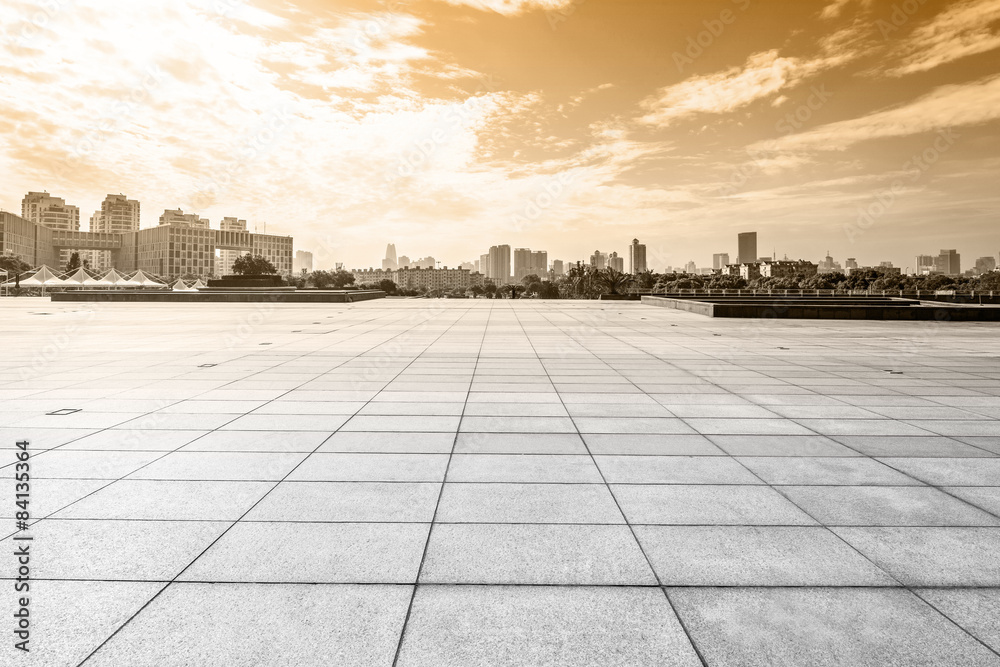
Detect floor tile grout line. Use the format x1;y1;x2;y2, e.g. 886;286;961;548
513;304;713;667
391;301;492;667
73;305;464;665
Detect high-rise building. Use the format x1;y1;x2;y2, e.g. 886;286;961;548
846;257;859;271
488;245;511;284
609;252;624;272
629;239;647;274
294;250;313;274
915;255;936;274
684;260;697;274
531;250;547;276
398;255;410;269
590;250;607;270
712;253;730;270
218;217;248;275
21;191;81;267
514;247;532;282
737;232;757;265
936;249;961;276
459;261;475;271
159;209;208;228
479;253;490;279
975;256;997;275
551;260;564;276
86;194;140;270
382;243;397;270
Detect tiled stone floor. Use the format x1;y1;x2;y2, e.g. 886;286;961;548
1;298;999;666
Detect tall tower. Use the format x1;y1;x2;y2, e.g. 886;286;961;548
629;238;647;274
21;191;81;268
383;243;398;270
737;232;757;264
489;245;511;285
91;194;140;270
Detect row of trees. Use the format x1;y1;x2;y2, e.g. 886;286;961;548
652;267;1000;294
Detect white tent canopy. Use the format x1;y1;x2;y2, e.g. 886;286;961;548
95;268;128;286
62;267;101;286
172;279;195;291
129;270;166;287
191;279;207;289
15;265;66;287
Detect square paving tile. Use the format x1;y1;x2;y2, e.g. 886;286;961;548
436;483;624;524
86;583;412;667
53;480;273;521
780;486;1000;526
736;457;920;485
669;587;1000;667
287;453;450;482
0;519;228;580
181;522;429;583
245;481;440;522
833;527;1000;586
396;585;701;667
446;454;603;483
420;524;655;584
612;485;816;525
0;580;162;667
636;526;894;586
595;456;763;484
126;452;308;481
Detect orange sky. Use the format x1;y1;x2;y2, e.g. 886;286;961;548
2;0;999;271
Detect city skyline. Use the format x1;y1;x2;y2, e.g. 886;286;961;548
3;0;999;271
5;188;998;276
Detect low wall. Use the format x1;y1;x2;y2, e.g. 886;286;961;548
641;296;1000;321
51;290;385;303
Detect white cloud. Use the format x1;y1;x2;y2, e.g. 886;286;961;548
884;0;1000;76
758;74;1000;152
434;0;576;16
639;51;830;126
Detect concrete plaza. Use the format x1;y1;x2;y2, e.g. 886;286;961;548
1;298;999;666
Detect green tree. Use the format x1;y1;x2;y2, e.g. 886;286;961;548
231;254;277;275
65;252;82;273
378;279;397;295
598;267;633;295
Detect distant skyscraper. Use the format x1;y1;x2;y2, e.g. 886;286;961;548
936;249;960;275
294;250;313;274
160;209;208;228
590;250;607;270
22;191;81;267
489;245;511;284
479;253;490;279
218;217;247;275
609;252;624;272
552;260;564;276
737;232;757;264
975;256;997;275
531;250;547;276
915;255;935;274
712;253;730;270
514;247;532;281
846;257;859;271
629;239;647;274
383;243;397;270
684;260;697;274
398;255;410;269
